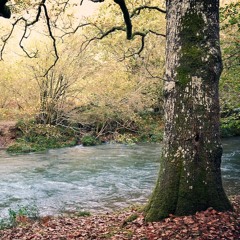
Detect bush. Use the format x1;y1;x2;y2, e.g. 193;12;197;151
0;205;39;229
76;211;91;217
114;133;138;144
81;135;100;146
221;111;240;137
7;120;77;153
136;115;164;143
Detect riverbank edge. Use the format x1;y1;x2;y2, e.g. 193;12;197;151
0;195;239;239
1;118;239;154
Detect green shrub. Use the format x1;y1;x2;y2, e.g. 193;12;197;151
7;120;77;153
0;205;39;229
221;111;240;137
76;211;91;217
114;133;138;144
81;135;100;146
136;115;164;143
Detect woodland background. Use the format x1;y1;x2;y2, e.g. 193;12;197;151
0;0;239;151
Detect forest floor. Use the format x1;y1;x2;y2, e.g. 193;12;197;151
0;196;239;239
0;121;17;148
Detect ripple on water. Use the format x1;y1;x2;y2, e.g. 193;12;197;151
0;139;239;217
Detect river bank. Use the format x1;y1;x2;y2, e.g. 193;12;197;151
0;121;17;149
1;115;239;153
0;195;239;239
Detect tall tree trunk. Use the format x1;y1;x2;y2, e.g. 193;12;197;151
145;0;232;221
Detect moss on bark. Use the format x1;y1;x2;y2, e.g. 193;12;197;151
176;12;207;87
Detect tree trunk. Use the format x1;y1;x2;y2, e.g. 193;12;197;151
145;0;232;221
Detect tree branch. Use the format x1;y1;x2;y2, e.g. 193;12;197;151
114;0;132;40
81;25;126;51
1;0;59;76
130;5;166;17
42;3;59;76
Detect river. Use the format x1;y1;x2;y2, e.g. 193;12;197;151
0;137;239;218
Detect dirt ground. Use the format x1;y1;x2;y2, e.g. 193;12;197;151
0;121;17;148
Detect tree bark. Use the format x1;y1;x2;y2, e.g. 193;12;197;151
145;0;232;221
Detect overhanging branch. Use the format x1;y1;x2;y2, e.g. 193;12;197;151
89;0;132;39
114;0;132;40
81;25;126;51
1;0;59;76
130;5;166;17
42;3;59;75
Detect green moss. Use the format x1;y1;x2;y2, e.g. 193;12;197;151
176;11;208;87
145;140;232;221
122;213;139;227
176;164;208;215
145;155;183;221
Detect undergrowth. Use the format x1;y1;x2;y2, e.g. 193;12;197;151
7;120;77;153
0;205;39;230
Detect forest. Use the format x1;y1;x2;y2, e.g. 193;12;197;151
0;0;239;239
0;0;239;152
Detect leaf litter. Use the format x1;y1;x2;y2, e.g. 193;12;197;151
0;196;239;239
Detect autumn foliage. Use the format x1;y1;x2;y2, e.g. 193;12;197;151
0;196;239;239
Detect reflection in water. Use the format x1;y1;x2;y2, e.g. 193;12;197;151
0;138;239;218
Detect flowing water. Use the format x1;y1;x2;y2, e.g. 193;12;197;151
0;137;239;218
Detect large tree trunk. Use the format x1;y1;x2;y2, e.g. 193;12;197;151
145;0;232;221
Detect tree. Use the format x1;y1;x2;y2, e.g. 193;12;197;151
144;0;233;221
85;0;232;220
89;0;233;221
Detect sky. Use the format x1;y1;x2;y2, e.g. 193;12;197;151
78;0;101;17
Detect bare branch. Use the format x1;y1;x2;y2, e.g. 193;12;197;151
19;24;38;58
0;0;43;59
60;23;91;38
27;1;43;26
80;1;166;57
130;5;166;18
89;0;104;3
42;3;59;76
80;25;126;51
149;29;166;38
0;0;59;76
146;66;167;81
0;18;22;60
89;0;132;40
120;31;146;59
